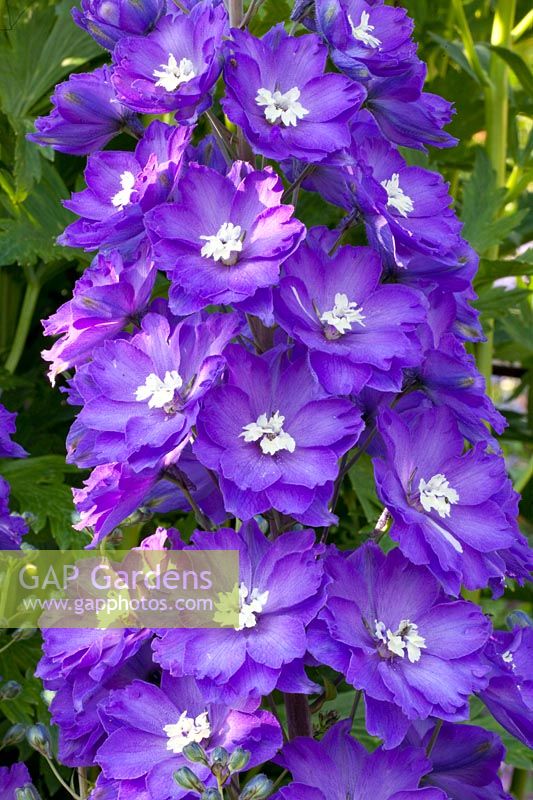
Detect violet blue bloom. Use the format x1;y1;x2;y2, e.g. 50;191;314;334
404;721;510;800
111;2;226;120
193;346;363;523
308;542;491;748
147;162;305;314
42;247;157;384
0;763;37;799
59;120;191;253
67;310;239;472
273;227;426;394
72;0;166;50
315;0;417;82
354;134;462;265
0;403;27;458
222;25;364;161
477;627;533;749
73;444;226;546
275;720;446;800
366;62;458;151
0;477;28;548
96;674;283;799
153;524;325;708
29;66;142;155
90;774;150;799
373;406;529;596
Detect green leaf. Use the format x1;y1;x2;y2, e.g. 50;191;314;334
474;285;530;316
0;161;75;267
0;2;101;119
12;117;43;200
0;456;81;548
461;149;527;253
347;454;383;525
489;44;533;97
428;32;480;83
475;258;533;287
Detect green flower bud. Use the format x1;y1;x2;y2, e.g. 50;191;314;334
182;742;209;766
201;791;222;800
26;723;52;758
0;680;22;700
211;746;229;766
173;766;206;795
228;747;251;773
239;774;274;800
15;786;42;800
12;627;37;642
2;723;27;747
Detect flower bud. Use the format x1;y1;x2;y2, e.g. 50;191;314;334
507;610;533;629
228;747;251;773
211;746;229;766
12;627;37;642
239;774;274;800
0;680;22;700
182;742;209;766
26;723;52;758
201;791;222;800
173;766;206;795
2;723;27;747
15;786;42;800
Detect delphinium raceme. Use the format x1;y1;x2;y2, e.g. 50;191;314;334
26;0;532;798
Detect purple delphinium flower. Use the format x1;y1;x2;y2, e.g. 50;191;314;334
90;774;150;799
373;406;529;596
147;162;305;314
111;2;226;121
0;763;37;799
193;346;363;523
73;444;227;547
222;25;364;161
67;310;239;472
42;247;157;384
315;0;416;82
96;673;282;799
28;66;142;156
273;227;426;394
404;721;510;800
477;627;533;749
308;542;491;748
355;134;462;265
153;524;325;708
366;62;458;151
0;403;27;458
59;120;191;253
72;0;166;50
0;477;28;548
185;133;228;174
275;720;446;800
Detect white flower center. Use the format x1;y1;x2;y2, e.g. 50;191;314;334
320;292;366;336
502;650;514;665
240;411;296;456
375;619;426;663
381;173;414;217
135;370;183;409
237;583;269;630
200;222;244;264
348;10;381;48
111;171;136;210
164;710;211;754
255;86;309;127
153;54;196;92
419;473;459;519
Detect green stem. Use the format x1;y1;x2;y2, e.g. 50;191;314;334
512;9;533;42
450;0;490;86
476;0;516;394
4;279;40;374
284;694;312;739
510;767;528;800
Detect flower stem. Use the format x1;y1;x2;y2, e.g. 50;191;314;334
284;694;313;739
425;719;443;756
228;0;243;26
44;756;81;800
475;0;516;394
4;277;40;374
510;767;529;800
